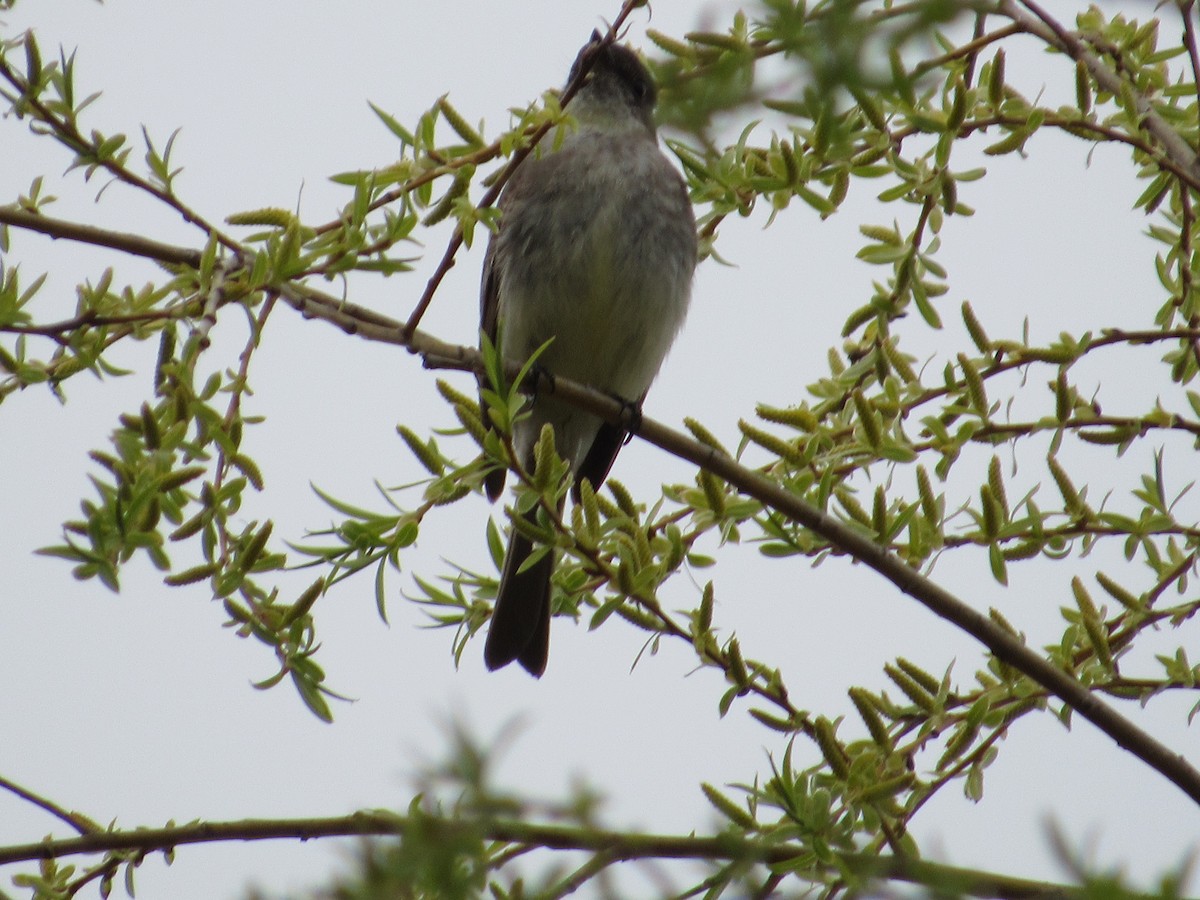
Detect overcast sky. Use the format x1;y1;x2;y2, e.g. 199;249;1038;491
2;1;1197;897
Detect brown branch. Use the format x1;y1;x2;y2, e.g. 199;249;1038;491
920;523;1200;564
4;78;1200;807
654;421;1200;808
0;812;1111;899
1144;548;1200;609
914;21;1024;82
5;195;1200;807
310;150;495;239
65;858;122;899
0;205;201;267
0;774;96;836
0;309;186;339
1101;678;1200;696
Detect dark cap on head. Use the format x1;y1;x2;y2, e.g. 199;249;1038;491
567;31;658;123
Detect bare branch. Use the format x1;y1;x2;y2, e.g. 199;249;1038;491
0;774;97;836
0;205;201;267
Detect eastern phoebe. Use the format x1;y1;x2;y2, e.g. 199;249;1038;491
479;34;697;677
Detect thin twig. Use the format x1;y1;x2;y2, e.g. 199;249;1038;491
208;293;277;564
752;872;787;899
545;848;621;898
914;21;1023;82
309;147;498;239
0;205;201;267
0;309;186;339
65;858;122;898
0;774;96;836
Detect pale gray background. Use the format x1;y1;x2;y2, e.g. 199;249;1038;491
1;1;1196;897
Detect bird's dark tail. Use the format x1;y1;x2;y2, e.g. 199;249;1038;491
484;513;553;677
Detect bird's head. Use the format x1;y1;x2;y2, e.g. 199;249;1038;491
565;31;658;135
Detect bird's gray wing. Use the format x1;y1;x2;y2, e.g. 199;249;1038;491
479;212;507;501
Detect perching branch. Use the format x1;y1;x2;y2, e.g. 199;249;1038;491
281;281;1200;809
3;201;1199;809
496;346;1200;809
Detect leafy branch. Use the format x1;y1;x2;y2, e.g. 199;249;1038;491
4;0;1200;894
0;810;1137;900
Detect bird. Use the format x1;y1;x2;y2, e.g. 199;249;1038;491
479;32;697;677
